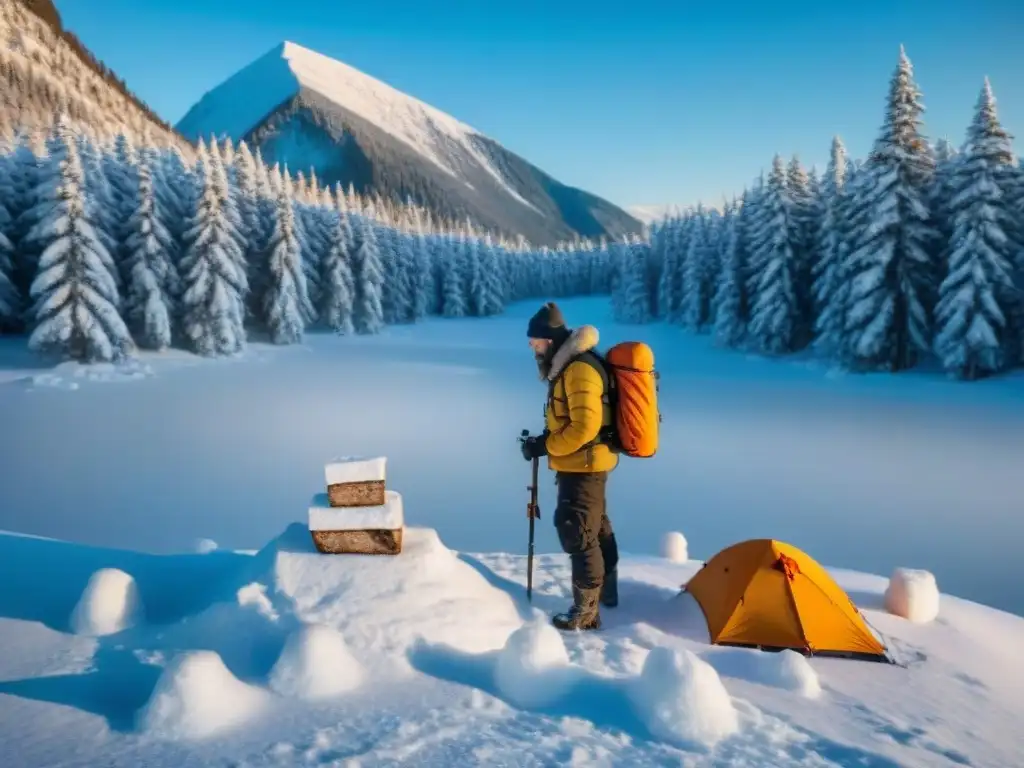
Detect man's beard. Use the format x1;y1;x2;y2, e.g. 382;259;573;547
534;345;554;380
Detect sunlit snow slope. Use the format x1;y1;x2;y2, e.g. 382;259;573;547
176;42;642;245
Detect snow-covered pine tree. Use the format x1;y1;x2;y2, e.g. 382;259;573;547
211;145;251;312
747;155;801;354
0;156;21;331
441;230;467;318
712;197;747;346
352;214;385;334
104;132;139;247
615;235;652;323
0;218;18;333
929;138;959;263
786;155;817;334
154;146;192;245
681;207;713;331
122;147;178;350
25;116;133;362
476;232;504;315
811;136;848;355
319;202;356;335
393;227;417;322
843;47;939;371
409;205;433;319
261;174;311;344
934;79;1021;378
6;135;42;297
177;150;248;356
656;215;682;321
233;141;267;315
742;173;767;313
75;135;121;275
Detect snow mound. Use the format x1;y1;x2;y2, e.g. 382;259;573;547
884;568;940;623
761;650;821;698
661;531;688;562
494;620;574;708
704;647;821;698
630;647;739;748
269;623;364;700
139;650;268;740
69;567;142;636
194;538;218;553
266;525;522;661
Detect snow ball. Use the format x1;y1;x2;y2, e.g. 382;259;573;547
630;646;739;748
661;531;688;563
884;568;940;623
139;650;268;740
69;568;142;636
269;623;364;701
762;650;821;698
194;538;218;554
494;620;574;708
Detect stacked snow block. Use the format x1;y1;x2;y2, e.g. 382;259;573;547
309;457;404;555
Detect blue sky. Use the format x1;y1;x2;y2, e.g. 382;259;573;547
58;0;1024;210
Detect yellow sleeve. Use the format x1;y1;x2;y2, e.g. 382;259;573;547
545;360;604;457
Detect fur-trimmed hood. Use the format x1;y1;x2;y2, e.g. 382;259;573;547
536;325;599;381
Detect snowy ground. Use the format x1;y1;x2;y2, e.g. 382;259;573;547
1;297;1024;765
0;297;1022;616
1;520;1023;767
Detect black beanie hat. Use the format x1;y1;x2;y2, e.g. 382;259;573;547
527;302;568;341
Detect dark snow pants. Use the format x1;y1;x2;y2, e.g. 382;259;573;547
553;471;619;591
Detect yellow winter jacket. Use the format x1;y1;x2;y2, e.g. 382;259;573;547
542;325;619;473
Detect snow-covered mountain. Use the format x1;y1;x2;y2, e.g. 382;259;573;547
627;204;680;224
176;42;642;246
0;0;185;148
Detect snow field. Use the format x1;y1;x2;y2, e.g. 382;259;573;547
629;646;739;748
660;531;688;563
69;567;142;636
2;521;1023;766
884;567;940;623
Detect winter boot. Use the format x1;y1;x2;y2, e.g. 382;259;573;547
600;569;618;608
551;586;601;631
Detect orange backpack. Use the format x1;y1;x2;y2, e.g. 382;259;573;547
573;341;660;458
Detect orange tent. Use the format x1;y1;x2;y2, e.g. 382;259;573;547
683;539;890;662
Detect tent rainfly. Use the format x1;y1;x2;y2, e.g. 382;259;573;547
683;538;892;663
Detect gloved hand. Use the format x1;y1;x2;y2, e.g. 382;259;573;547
520;432;548;461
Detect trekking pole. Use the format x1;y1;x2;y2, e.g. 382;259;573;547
520;429;541;601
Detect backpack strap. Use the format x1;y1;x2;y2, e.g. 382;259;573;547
548;350;618;455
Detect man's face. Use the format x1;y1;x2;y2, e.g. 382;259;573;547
528;337;551;361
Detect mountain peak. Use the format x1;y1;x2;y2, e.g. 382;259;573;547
175;42;642;245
